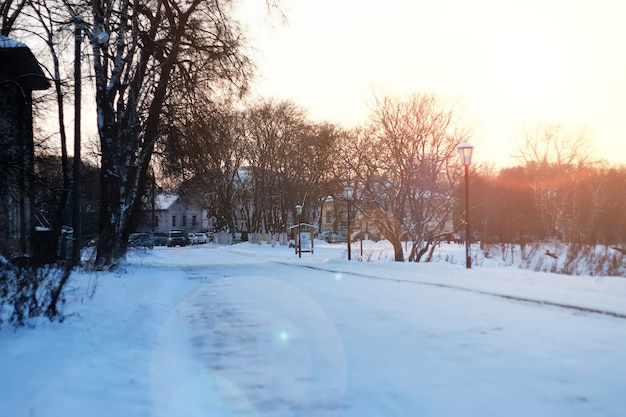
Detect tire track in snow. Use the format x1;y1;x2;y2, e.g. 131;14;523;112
275;262;626;320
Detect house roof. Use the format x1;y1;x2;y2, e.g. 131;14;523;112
0;36;50;91
154;193;179;210
0;36;26;48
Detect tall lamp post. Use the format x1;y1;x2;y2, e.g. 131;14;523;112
295;204;302;258
457;142;474;269
344;186;354;261
71;16;83;266
71;15;108;266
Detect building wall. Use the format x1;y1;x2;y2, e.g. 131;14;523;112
146;196;208;234
0;57;35;254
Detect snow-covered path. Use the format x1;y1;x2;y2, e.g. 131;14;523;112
1;242;625;417
153;246;626;416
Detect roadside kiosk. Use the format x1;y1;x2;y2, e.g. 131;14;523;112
288;223;318;258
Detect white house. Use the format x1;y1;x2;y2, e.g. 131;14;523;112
150;192;210;234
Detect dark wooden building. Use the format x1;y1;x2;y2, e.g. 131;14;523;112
0;36;50;257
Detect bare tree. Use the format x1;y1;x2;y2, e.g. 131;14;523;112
515;123;593;242
242;100;306;234
340;93;469;261
241;100;339;234
27;1;76;258
160;102;246;235
80;0;252;267
0;0;27;35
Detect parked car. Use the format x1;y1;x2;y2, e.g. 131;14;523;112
320;231;345;243
334;232;348;243
192;232;209;244
351;230;381;242
128;232;154;249
319;231;333;242
153;232;168;246
167;229;188;247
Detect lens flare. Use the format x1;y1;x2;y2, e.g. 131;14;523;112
278;330;289;341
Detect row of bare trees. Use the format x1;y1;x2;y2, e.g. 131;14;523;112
3;0;624;270
160;99;342;236
471;126;626;246
94;93;626;261
2;0;271;268
159;92;471;264
2;0;476;267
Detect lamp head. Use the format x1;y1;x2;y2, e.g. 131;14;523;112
457;142;474;166
343;186;354;201
90;31;109;45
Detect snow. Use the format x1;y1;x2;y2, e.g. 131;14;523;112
154;192;179;210
0;35;27;49
1;241;625;416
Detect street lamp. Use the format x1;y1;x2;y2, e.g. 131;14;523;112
295;204;302;258
457;142;474;269
343;186;354;261
71;15;108;266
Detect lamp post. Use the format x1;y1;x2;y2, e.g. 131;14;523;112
344;186;354;261
71;16;83;266
295;204;302;258
71;15;108;266
457;142;474;269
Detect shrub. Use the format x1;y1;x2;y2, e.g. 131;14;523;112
0;261;72;329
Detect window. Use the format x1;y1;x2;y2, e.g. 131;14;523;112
325;210;332;224
192;215;197;227
172;215;176;227
182;215;187;227
154;216;159;227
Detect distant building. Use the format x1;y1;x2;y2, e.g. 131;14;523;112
0;36;50;256
142;192;210;234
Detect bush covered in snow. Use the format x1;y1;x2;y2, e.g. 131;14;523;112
0;262;72;328
476;242;625;277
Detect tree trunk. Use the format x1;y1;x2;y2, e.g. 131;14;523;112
387;235;405;262
95;158;126;267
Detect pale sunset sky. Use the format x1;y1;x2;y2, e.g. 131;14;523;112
238;0;626;168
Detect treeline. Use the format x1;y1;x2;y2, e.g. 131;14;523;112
471;163;626;246
157;93;471;263
2;0;624;270
1;0;268;267
159;99;343;238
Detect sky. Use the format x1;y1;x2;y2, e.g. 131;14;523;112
237;0;626;167
1;240;625;416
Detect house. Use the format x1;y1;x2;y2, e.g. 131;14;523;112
0;36;50;256
319;191;455;242
146;192;211;234
320;195;377;238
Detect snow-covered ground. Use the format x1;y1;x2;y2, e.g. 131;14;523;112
1;240;625;417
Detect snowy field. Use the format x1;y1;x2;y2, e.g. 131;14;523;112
1;240;625;417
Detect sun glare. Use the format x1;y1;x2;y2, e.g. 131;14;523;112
241;0;626;167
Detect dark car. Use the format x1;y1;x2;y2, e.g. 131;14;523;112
153;232;168;246
128;232;154;249
167;230;188;247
